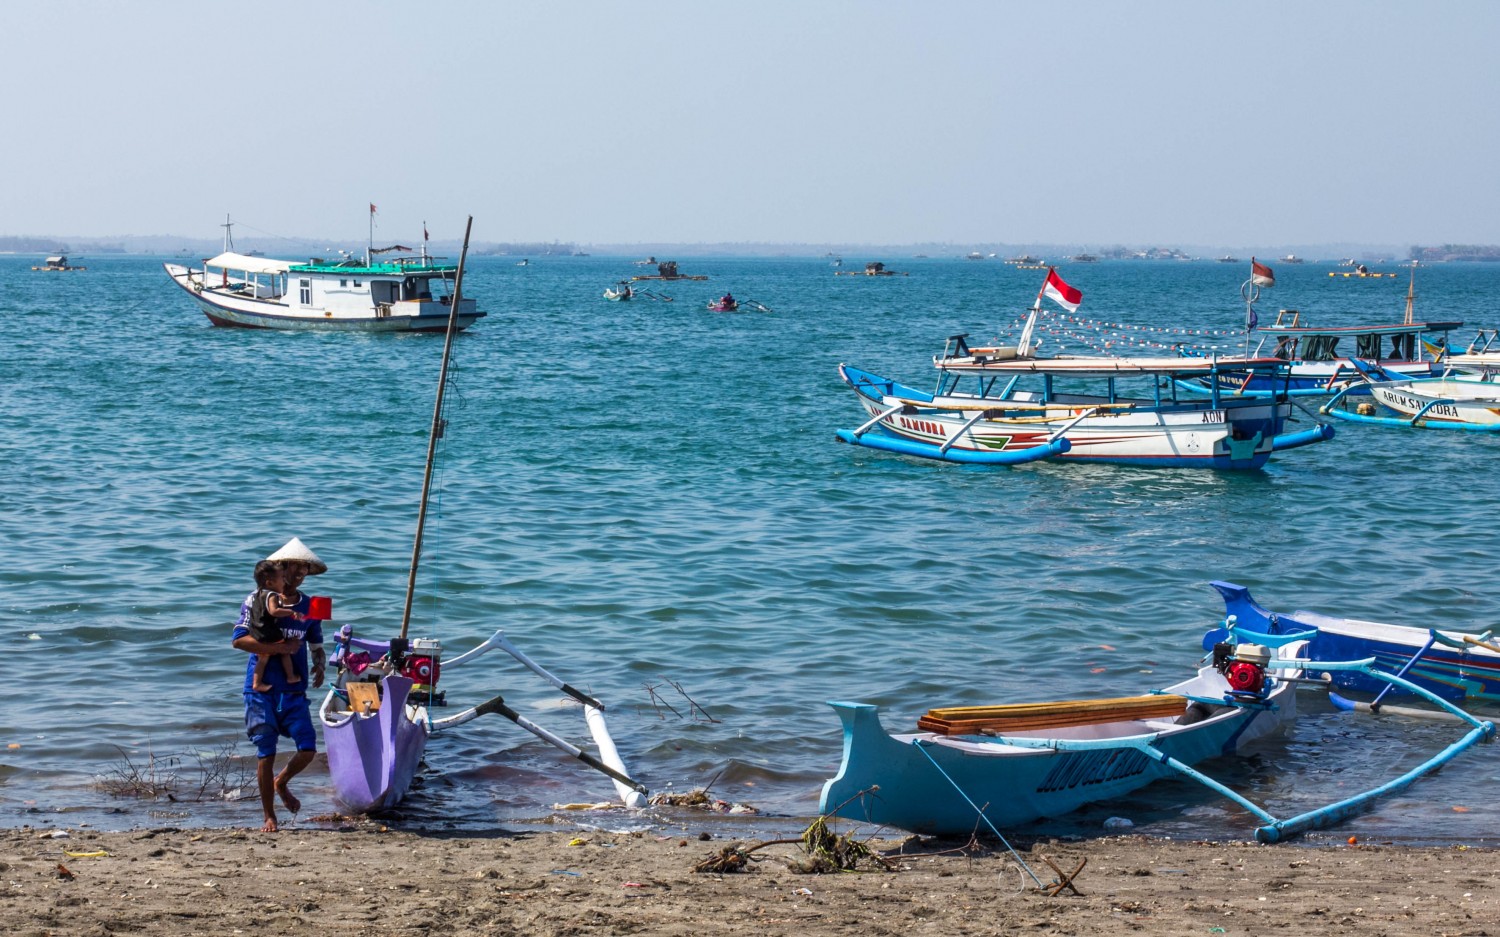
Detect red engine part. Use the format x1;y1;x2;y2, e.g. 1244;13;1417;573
1223;660;1265;693
403;655;441;691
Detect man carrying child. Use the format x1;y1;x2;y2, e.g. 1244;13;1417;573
232;537;328;832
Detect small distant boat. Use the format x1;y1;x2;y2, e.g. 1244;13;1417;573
32;255;85;271
1070;253;1099;263
1217;255;1240;263
631;260;707;281
1004;254;1041;265
1328;263;1395;278
603;282;634;301
965;252;986;261
1282;254;1305;264
516;259;529;266
707;297;739;312
835;261;907;277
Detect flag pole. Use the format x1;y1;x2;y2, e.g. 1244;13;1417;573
1016;267;1052;356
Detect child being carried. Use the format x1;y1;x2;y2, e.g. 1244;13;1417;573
248;560;304;693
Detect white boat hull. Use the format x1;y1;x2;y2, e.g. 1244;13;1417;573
1370;379;1500;425
164;263;485;332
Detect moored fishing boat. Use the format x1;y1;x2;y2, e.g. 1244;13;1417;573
1208;580;1500;704
820;651;1296;839
837;267;1333;468
838;349;1331;469
1177;309;1461;398
163;217;485;332
1320;358;1500;431
317;218;645;814
823;631;1493;842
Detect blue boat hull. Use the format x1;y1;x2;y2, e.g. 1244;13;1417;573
819;666;1295;836
1208;581;1500;703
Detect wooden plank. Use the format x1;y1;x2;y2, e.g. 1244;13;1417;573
919;694;1186;735
346;680;382;714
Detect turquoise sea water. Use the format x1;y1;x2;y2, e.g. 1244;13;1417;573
4;252;1500;844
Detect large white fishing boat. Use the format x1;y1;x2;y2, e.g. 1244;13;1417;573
163;219;485;332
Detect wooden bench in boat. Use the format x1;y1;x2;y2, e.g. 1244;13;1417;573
917;694;1188;735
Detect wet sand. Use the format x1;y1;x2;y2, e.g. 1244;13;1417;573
3;824;1497;936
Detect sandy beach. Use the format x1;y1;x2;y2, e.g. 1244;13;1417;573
3;822;1496;937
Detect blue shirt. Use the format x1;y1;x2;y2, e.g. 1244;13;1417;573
233;591;324;695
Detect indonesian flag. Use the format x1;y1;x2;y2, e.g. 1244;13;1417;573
1042;268;1083;312
369;203;378;215
1251;258;1275;287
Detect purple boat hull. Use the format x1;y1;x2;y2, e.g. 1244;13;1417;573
322;675;430;813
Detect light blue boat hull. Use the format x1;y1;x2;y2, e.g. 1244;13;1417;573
819;667;1294;836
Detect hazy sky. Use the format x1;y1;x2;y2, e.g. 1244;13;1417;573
4;1;1497;246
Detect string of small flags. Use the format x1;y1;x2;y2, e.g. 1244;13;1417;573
995;311;1249;356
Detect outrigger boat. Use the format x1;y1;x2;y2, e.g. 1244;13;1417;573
163;217;485;332
1430;328;1500;373
822;636;1493;843
1208;580;1500;705
318;218;645;813
837;342;1332;469
1177;309;1462;399
603;281;634;301
1320;358;1500;432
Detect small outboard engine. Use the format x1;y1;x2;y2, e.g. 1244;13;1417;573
1212;642;1271;697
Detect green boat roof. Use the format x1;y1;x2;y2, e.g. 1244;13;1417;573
287;260;457;276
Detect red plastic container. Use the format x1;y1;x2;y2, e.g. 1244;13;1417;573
307;595;333;620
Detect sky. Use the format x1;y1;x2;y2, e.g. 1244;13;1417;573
4;1;1498;248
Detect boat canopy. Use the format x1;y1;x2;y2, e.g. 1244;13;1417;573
204;251;298;275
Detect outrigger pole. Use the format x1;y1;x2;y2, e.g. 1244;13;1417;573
396;216;473;656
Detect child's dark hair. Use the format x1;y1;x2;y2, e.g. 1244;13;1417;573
253;559;278;587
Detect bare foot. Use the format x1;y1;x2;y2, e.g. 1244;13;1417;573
253;681;273;692
262;816;279;832
275;782;301;815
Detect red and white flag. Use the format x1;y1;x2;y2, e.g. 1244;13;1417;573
1042;268;1083;312
1251;258;1275;287
369;203;378;215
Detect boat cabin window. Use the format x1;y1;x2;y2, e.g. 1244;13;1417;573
1271;336;1296;360
1356;334;1383;358
299;278;311;305
1303;335;1339;361
1390;333;1416;359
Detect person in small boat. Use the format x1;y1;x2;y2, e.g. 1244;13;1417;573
232;538;328;832
720;292;736;308
247;561;302;693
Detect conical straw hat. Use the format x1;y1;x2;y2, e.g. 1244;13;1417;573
266;537;328;575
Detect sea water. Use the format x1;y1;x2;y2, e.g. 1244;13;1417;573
4;253;1500;845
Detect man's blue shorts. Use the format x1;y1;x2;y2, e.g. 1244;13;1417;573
244;690;317;759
